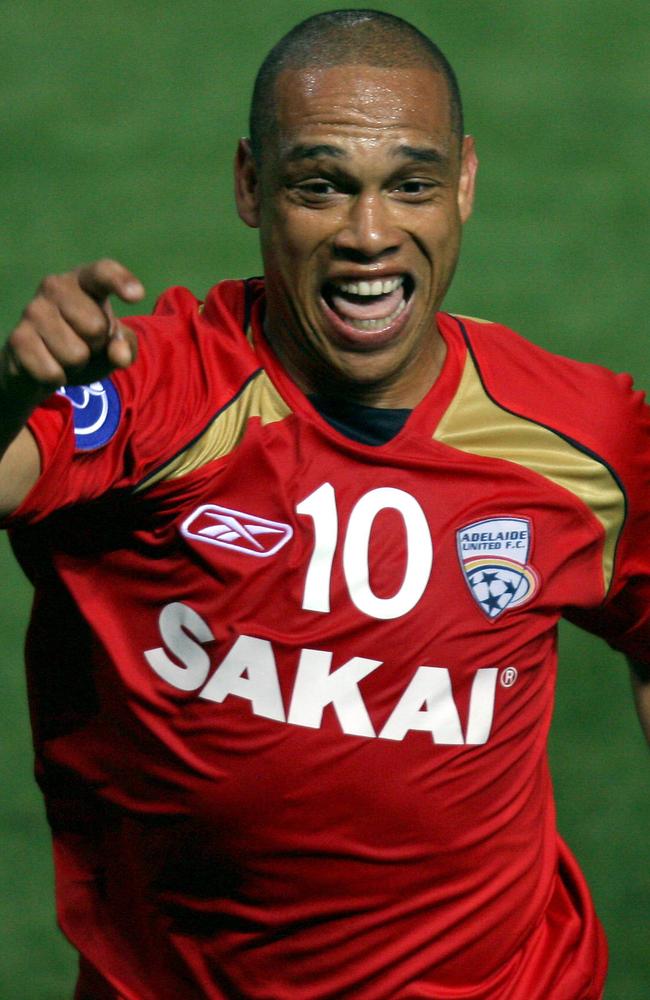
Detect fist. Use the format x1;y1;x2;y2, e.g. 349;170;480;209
2;259;145;392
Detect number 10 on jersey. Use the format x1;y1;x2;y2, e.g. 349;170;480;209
296;483;434;621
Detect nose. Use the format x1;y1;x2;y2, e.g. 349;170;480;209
333;192;402;262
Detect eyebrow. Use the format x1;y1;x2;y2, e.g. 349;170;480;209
392;144;450;166
285;143;346;162
284;142;450;167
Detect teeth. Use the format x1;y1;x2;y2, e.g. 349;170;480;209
347;298;407;331
335;276;404;296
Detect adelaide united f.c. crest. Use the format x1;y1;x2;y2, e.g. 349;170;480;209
456;517;539;620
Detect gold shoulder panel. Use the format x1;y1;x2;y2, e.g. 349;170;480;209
451;313;493;325
434;354;625;592
136;370;291;492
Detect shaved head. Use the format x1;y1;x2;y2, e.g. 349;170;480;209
249;9;463;163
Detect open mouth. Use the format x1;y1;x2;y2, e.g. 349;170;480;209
321;274;414;336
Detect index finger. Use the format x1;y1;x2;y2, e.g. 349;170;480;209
75;258;145;305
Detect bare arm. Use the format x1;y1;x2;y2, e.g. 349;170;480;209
0;259;145;518
628;658;650;746
0;429;41;518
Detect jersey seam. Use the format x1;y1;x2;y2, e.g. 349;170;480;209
132;367;264;493
451;316;629;599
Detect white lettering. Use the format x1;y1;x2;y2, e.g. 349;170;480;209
200;634;285;721
464;668;498;744
287;648;379;736
296;482;338;613
343;487;433;620
298;484;433;620
379;667;464;743
143;604;505;745
144;602;214;691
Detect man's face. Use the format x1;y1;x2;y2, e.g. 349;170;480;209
235;63;477;405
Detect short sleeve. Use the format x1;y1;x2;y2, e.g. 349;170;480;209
565;379;650;666
6;283;252;526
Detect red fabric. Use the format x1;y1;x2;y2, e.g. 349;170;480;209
9;280;644;997
74;958;128;1000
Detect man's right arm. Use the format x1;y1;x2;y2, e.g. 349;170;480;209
0;260;145;519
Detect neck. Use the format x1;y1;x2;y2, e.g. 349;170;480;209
262;321;447;409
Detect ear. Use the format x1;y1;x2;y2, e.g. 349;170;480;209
234;138;261;229
457;135;478;224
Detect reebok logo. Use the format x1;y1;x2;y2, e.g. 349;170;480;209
181;504;293;557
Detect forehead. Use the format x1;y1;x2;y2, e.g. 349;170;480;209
273;64;454;154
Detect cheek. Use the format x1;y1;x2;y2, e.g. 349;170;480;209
262;223;310;275
423;215;462;273
264;201;335;259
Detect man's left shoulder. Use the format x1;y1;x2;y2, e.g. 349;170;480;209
450;312;648;463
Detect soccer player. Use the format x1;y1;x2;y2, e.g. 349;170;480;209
0;9;647;999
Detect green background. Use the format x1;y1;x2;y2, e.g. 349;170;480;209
1;1;648;996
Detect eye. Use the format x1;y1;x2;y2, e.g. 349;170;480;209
302;180;335;194
392;179;440;200
294;179;339;203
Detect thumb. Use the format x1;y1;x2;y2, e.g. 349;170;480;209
103;302;137;369
106;320;138;370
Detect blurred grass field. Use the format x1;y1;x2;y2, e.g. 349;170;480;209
0;1;648;996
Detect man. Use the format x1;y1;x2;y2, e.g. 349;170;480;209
0;9;647;999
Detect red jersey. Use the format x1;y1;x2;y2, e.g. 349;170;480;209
8;279;650;999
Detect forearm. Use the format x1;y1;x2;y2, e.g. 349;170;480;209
628;658;650;746
0;349;49;517
0;347;51;456
0;260;143;518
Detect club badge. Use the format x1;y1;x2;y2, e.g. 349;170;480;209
456;517;539;620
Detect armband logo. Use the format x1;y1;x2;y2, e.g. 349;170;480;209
57;378;122;451
456;516;539;620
